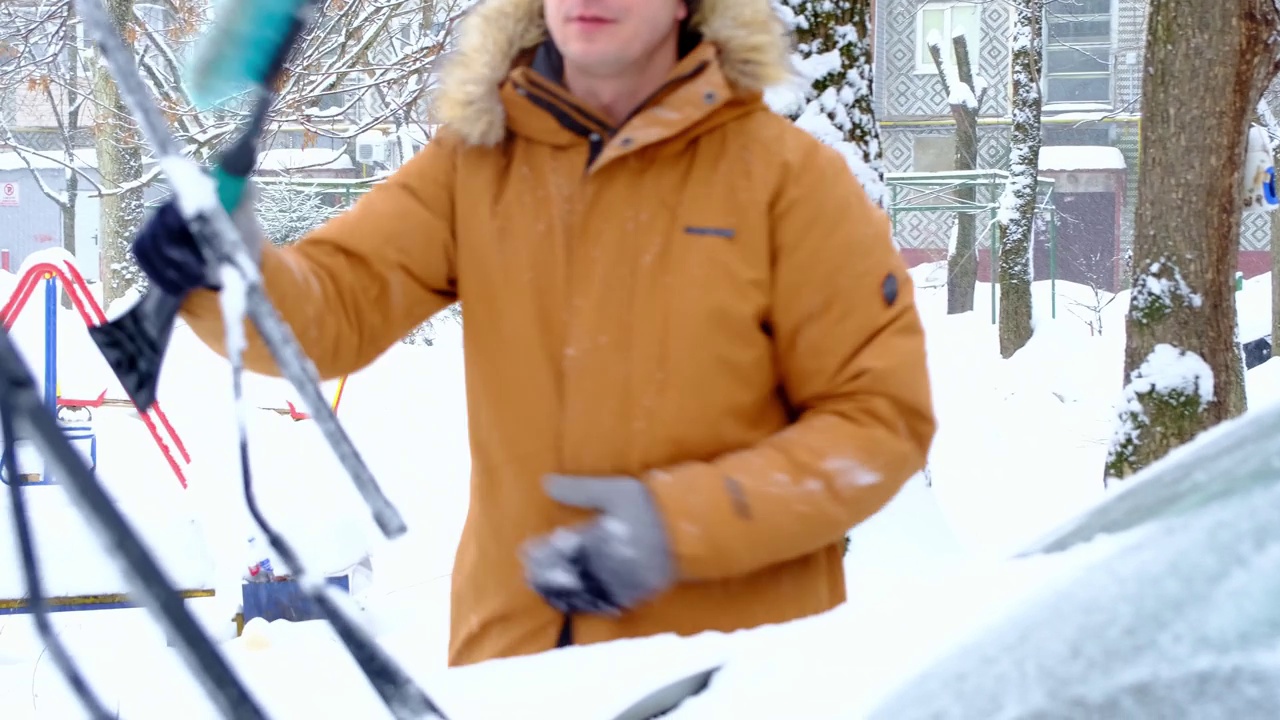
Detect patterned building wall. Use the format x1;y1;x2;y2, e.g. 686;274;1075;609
1240;91;1280;258
1112;0;1148;110
874;1;1011;119
1241;214;1271;254
1108;0;1146;270
877;0;1272;269
1106;119;1271;261
1113;121;1140;259
883;124;1012;251
881;124;1011;174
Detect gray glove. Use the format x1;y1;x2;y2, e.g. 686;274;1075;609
522;474;676;616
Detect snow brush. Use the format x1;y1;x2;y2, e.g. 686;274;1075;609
186;0;318;112
87;0;318;412
0;327;270;720
74;1;450;717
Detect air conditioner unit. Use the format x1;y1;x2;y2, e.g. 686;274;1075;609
355;130;388;165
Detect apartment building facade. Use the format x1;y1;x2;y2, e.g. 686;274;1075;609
873;0;1271;291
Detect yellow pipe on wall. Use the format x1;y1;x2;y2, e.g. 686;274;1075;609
880;116;1141;128
0;588;214;614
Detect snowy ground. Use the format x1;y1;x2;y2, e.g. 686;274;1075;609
0;251;1274;718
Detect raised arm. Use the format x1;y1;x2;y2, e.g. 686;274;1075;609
181;130;463;380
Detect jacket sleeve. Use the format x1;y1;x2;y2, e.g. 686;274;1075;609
179;130;462;380
643;139;937;581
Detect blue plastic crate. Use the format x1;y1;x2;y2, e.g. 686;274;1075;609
241;575;352;625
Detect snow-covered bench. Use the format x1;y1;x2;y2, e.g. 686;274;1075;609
0;588;215;616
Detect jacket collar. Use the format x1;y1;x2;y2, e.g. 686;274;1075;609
430;0;794;147
500;41;749;173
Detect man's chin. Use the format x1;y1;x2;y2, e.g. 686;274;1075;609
561;50;629;78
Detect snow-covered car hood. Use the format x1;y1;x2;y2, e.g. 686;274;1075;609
96;390;1280;719
122;502;1131;720
406;520;1139;719
418;397;1280;719
865;396;1280;719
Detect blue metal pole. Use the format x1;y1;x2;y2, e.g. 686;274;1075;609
44;275;56;415
44;274;58;484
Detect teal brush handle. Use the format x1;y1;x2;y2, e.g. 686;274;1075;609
213;166;248;213
210;86;270;216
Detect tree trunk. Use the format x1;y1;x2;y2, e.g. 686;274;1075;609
92;0;146;306
997;0;1043;358
931;37;983;315
62;35;80;262
1106;0;1280;482
843;0;885;208
61;164;79;311
786;0;886;207
62;34;81;310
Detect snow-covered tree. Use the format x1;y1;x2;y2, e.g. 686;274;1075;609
929;31;988;316
1106;0;1280;482
77;0;149;303
0;1;93;264
1;0;467;303
255;183;344;246
774;0;885;207
996;0;1043;358
402;303;461;347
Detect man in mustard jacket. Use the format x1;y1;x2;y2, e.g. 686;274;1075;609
131;0;936;667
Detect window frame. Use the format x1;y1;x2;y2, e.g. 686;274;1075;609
913;2;984;75
1042;0;1116;107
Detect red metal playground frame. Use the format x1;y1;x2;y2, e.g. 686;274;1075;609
0;258;192;488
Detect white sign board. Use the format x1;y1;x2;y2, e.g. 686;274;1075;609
0;182;17;208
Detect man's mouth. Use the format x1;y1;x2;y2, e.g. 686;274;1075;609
572;15;614;26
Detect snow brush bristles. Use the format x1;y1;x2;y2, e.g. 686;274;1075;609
186;0;320;111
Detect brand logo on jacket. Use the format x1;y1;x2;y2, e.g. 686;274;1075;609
683;226;736;239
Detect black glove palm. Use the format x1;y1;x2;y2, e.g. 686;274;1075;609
131;200;213;296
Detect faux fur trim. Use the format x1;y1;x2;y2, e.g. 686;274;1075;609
430;0;793;145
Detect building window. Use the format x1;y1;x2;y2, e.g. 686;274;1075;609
912;136;956;173
915;2;982;74
0;90;15;126
1043;124;1113;146
1044;0;1114;105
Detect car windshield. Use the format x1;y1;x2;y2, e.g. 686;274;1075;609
868;424;1280;719
1026;400;1280;556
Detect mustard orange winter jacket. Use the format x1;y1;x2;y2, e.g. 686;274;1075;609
181;0;936;667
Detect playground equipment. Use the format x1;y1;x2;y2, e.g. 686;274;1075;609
0;253;357;630
0;257;192;488
1243;125;1280;214
0;588;216;616
237;367;357;637
0;253;207;616
234;568;361;636
281;372;348;420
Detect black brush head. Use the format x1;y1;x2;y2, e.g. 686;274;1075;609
87;290;184;412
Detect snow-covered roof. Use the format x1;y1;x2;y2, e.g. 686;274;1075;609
0;148;100;171
1038;145;1127;172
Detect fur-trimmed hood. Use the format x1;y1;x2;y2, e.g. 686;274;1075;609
431;0;794;146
